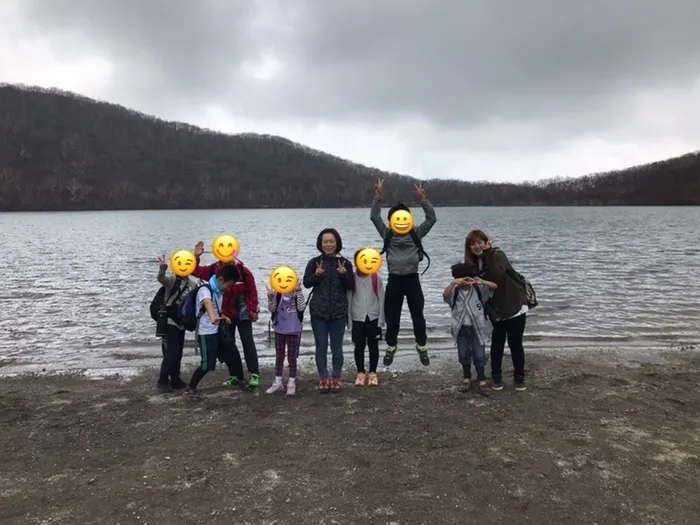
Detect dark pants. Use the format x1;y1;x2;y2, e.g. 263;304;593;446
159;324;185;384
490;313;527;382
233;320;259;375
311;317;346;378
384;273;427;347
352;317;380;373
188;332;244;389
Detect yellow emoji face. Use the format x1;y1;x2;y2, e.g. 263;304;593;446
212;234;240;263
170;250;196;278
389;209;414;235
270;266;298;294
355;248;382;275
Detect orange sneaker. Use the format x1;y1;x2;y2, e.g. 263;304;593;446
318;377;330;392
355;372;367;386
330;376;341;392
368;372;379;386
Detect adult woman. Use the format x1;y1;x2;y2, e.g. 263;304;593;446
464;230;528;391
303;228;354;392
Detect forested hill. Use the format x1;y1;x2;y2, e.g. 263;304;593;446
0;84;698;211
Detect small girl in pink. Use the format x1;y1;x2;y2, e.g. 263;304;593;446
266;282;305;395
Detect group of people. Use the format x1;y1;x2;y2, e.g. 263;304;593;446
154;179;530;398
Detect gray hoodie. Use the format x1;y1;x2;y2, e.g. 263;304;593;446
370;195;437;275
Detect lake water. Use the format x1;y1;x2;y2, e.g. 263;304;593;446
1;206;699;376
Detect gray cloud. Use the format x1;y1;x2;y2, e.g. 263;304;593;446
14;0;700;132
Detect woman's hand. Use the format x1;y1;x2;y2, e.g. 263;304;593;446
315;261;325;277
337;260;347;275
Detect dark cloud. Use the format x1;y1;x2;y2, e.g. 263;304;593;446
15;0;700;130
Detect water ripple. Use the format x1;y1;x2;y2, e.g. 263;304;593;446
1;206;699;371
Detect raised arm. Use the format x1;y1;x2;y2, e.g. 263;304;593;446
480;248;511;284
157;263;177;288
191;256;216;280
303;258;322;289
370;194;390;239
340;258;355;291
294;288;306;312
414;198;437;238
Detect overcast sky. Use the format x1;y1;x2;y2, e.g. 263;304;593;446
2;1;699;183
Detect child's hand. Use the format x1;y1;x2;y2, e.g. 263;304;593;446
471;277;483;286
295;282;302;292
158;254;167;268
210;316;220;325
315;261;325;277
222;315;232;325
337;260;347;275
266;286;275;298
194;241;204;257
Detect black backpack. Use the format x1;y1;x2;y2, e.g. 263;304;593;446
506;268;538;309
149;279;185;322
380;230;431;275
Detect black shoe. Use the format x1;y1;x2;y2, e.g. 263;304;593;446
491;378;504;391
157;380;173;393
416;345;430;366
514;377;526;391
171;378;187;390
383;346;397;366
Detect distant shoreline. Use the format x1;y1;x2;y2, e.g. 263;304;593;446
2;203;699;213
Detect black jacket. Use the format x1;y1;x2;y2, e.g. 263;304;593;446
303;254;354;321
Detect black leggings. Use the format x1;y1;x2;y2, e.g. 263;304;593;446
384;273;427;347
490;313;527;381
352;317;380;373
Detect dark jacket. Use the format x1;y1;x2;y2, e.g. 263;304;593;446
479;248;527;320
303;254;354;321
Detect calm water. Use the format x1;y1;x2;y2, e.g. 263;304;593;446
1;207;699;375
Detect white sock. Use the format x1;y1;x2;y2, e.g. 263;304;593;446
288;377;296;385
274;376;283;385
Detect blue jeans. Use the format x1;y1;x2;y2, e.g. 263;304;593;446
457;325;486;380
311;317;346;378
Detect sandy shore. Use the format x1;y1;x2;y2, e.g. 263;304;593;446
1;349;699;525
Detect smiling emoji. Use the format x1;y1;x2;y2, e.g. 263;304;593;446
389;209;414;235
170;249;196;278
211;234;240;263
270;266;298;294
355;248;382;275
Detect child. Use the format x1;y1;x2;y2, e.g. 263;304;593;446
266;281;306;396
348;250;385;386
184;265;246;398
443;263;497;394
155;254;199;393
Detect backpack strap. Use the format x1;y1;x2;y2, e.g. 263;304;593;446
271;292;282;323
371;272;378;296
408;229;431;275
379;231;394;255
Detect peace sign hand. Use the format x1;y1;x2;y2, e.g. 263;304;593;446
337;259;347;275
157;254;167;268
315;261;325;277
374;177;384;198
266;285;275;298
414;182;426;201
194;241;204;257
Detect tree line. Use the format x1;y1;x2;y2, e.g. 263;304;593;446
1;84;698;212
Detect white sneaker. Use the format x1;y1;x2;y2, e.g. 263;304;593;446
286;379;296;396
266;380;284;394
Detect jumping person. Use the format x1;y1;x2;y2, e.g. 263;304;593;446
370;178;437;366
